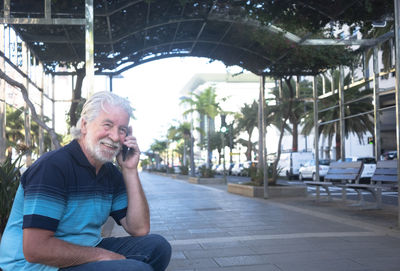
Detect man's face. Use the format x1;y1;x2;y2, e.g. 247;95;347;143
82;103;130;164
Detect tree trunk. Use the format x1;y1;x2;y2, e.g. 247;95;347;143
0;69;61;149
69;67;85;127
271;77;293;184
246;133;253;161
335;122;341;160
292;121;298;151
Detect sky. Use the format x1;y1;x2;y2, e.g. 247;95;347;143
107;57;246;152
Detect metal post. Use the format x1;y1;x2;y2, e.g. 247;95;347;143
190;109;195;177
51;74;56;150
85;0;94;96
363;51;370;89
313;76;320;181
258;77;264;173
373;46;381;160
39;63;44;155
0;24;6;162
222;133;226;183
296;76;300;98
393;0;400;227
109;75;113;92
260;76;268;198
23;42;32;166
338;65;345;161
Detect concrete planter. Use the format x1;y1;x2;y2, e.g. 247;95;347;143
188;177;226;184
228;183;306;198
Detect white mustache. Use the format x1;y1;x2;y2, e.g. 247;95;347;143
99;139;121;150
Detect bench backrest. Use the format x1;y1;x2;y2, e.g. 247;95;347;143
325;161;363;182
371;160;398;184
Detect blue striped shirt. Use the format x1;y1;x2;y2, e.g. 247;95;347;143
0;140;128;271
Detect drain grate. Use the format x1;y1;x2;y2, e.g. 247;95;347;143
193;207;222;211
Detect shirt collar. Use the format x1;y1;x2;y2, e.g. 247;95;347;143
66;140;114;178
66;140;95;170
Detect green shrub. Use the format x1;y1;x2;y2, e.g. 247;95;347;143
179;165;189;175
0;155;23;235
199;165;215;178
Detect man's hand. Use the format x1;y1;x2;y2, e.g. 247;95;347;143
23;228;126;268
117;127;140;170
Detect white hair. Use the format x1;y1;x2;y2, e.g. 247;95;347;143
70;91;133;139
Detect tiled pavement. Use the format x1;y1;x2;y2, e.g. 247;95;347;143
111;172;400;271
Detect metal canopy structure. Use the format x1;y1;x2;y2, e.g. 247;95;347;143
1;0;399;225
0;0;393;77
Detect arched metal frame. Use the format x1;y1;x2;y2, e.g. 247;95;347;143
0;0;399;226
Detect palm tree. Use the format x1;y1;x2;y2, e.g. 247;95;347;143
5;105;25;158
149;139;168;170
174;122;191;166
180;86;222;169
302;69;373;160
236;101;258;161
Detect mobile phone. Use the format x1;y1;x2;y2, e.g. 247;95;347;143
122;130;129;161
122;144;128;161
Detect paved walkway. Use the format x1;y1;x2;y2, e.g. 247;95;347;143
111;172;400;271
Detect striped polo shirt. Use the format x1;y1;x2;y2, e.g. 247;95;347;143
0;140;128;271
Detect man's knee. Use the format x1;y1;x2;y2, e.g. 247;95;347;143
149;234;171;251
145;234;171;271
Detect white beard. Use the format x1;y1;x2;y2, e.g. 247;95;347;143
85;130;121;164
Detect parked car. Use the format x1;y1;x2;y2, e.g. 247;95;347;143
381;150;397;160
239;161;258;177
215;163;233;175
298;159;331;181
278;152;314;180
231;163;244;176
342;157;377;180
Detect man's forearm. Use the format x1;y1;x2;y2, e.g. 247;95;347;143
23;228;124;268
121;169;150;236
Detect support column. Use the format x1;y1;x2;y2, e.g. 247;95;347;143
85;0;94;96
296;76;300;98
338;66;345;161
258;77;264;172
0;24;6;162
372;46;381;160
51;74;56;150
39;63;44;155
393;0;400;227
23;42;32;166
313;76;320;181
259;76;268;198
109;75;113;92
363;51;370;89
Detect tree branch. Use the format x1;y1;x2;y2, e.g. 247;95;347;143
0;69;61;149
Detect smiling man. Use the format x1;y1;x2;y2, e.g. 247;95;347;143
0;91;171;271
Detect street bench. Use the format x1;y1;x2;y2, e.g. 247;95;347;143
345;160;398;208
304;161;363;201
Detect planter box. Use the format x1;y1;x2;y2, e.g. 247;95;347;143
188;177;226;184
228;183;306;198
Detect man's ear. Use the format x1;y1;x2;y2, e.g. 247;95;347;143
81;118;88;135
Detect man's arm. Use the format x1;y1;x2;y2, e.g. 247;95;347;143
119;168;150;236
23;228;125;268
118;134;150;236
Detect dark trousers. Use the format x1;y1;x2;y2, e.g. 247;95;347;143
59;234;171;271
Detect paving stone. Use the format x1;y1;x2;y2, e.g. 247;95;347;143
183;247;255;259
135;173;400;271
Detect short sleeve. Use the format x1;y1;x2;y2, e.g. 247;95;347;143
22;156;68;232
